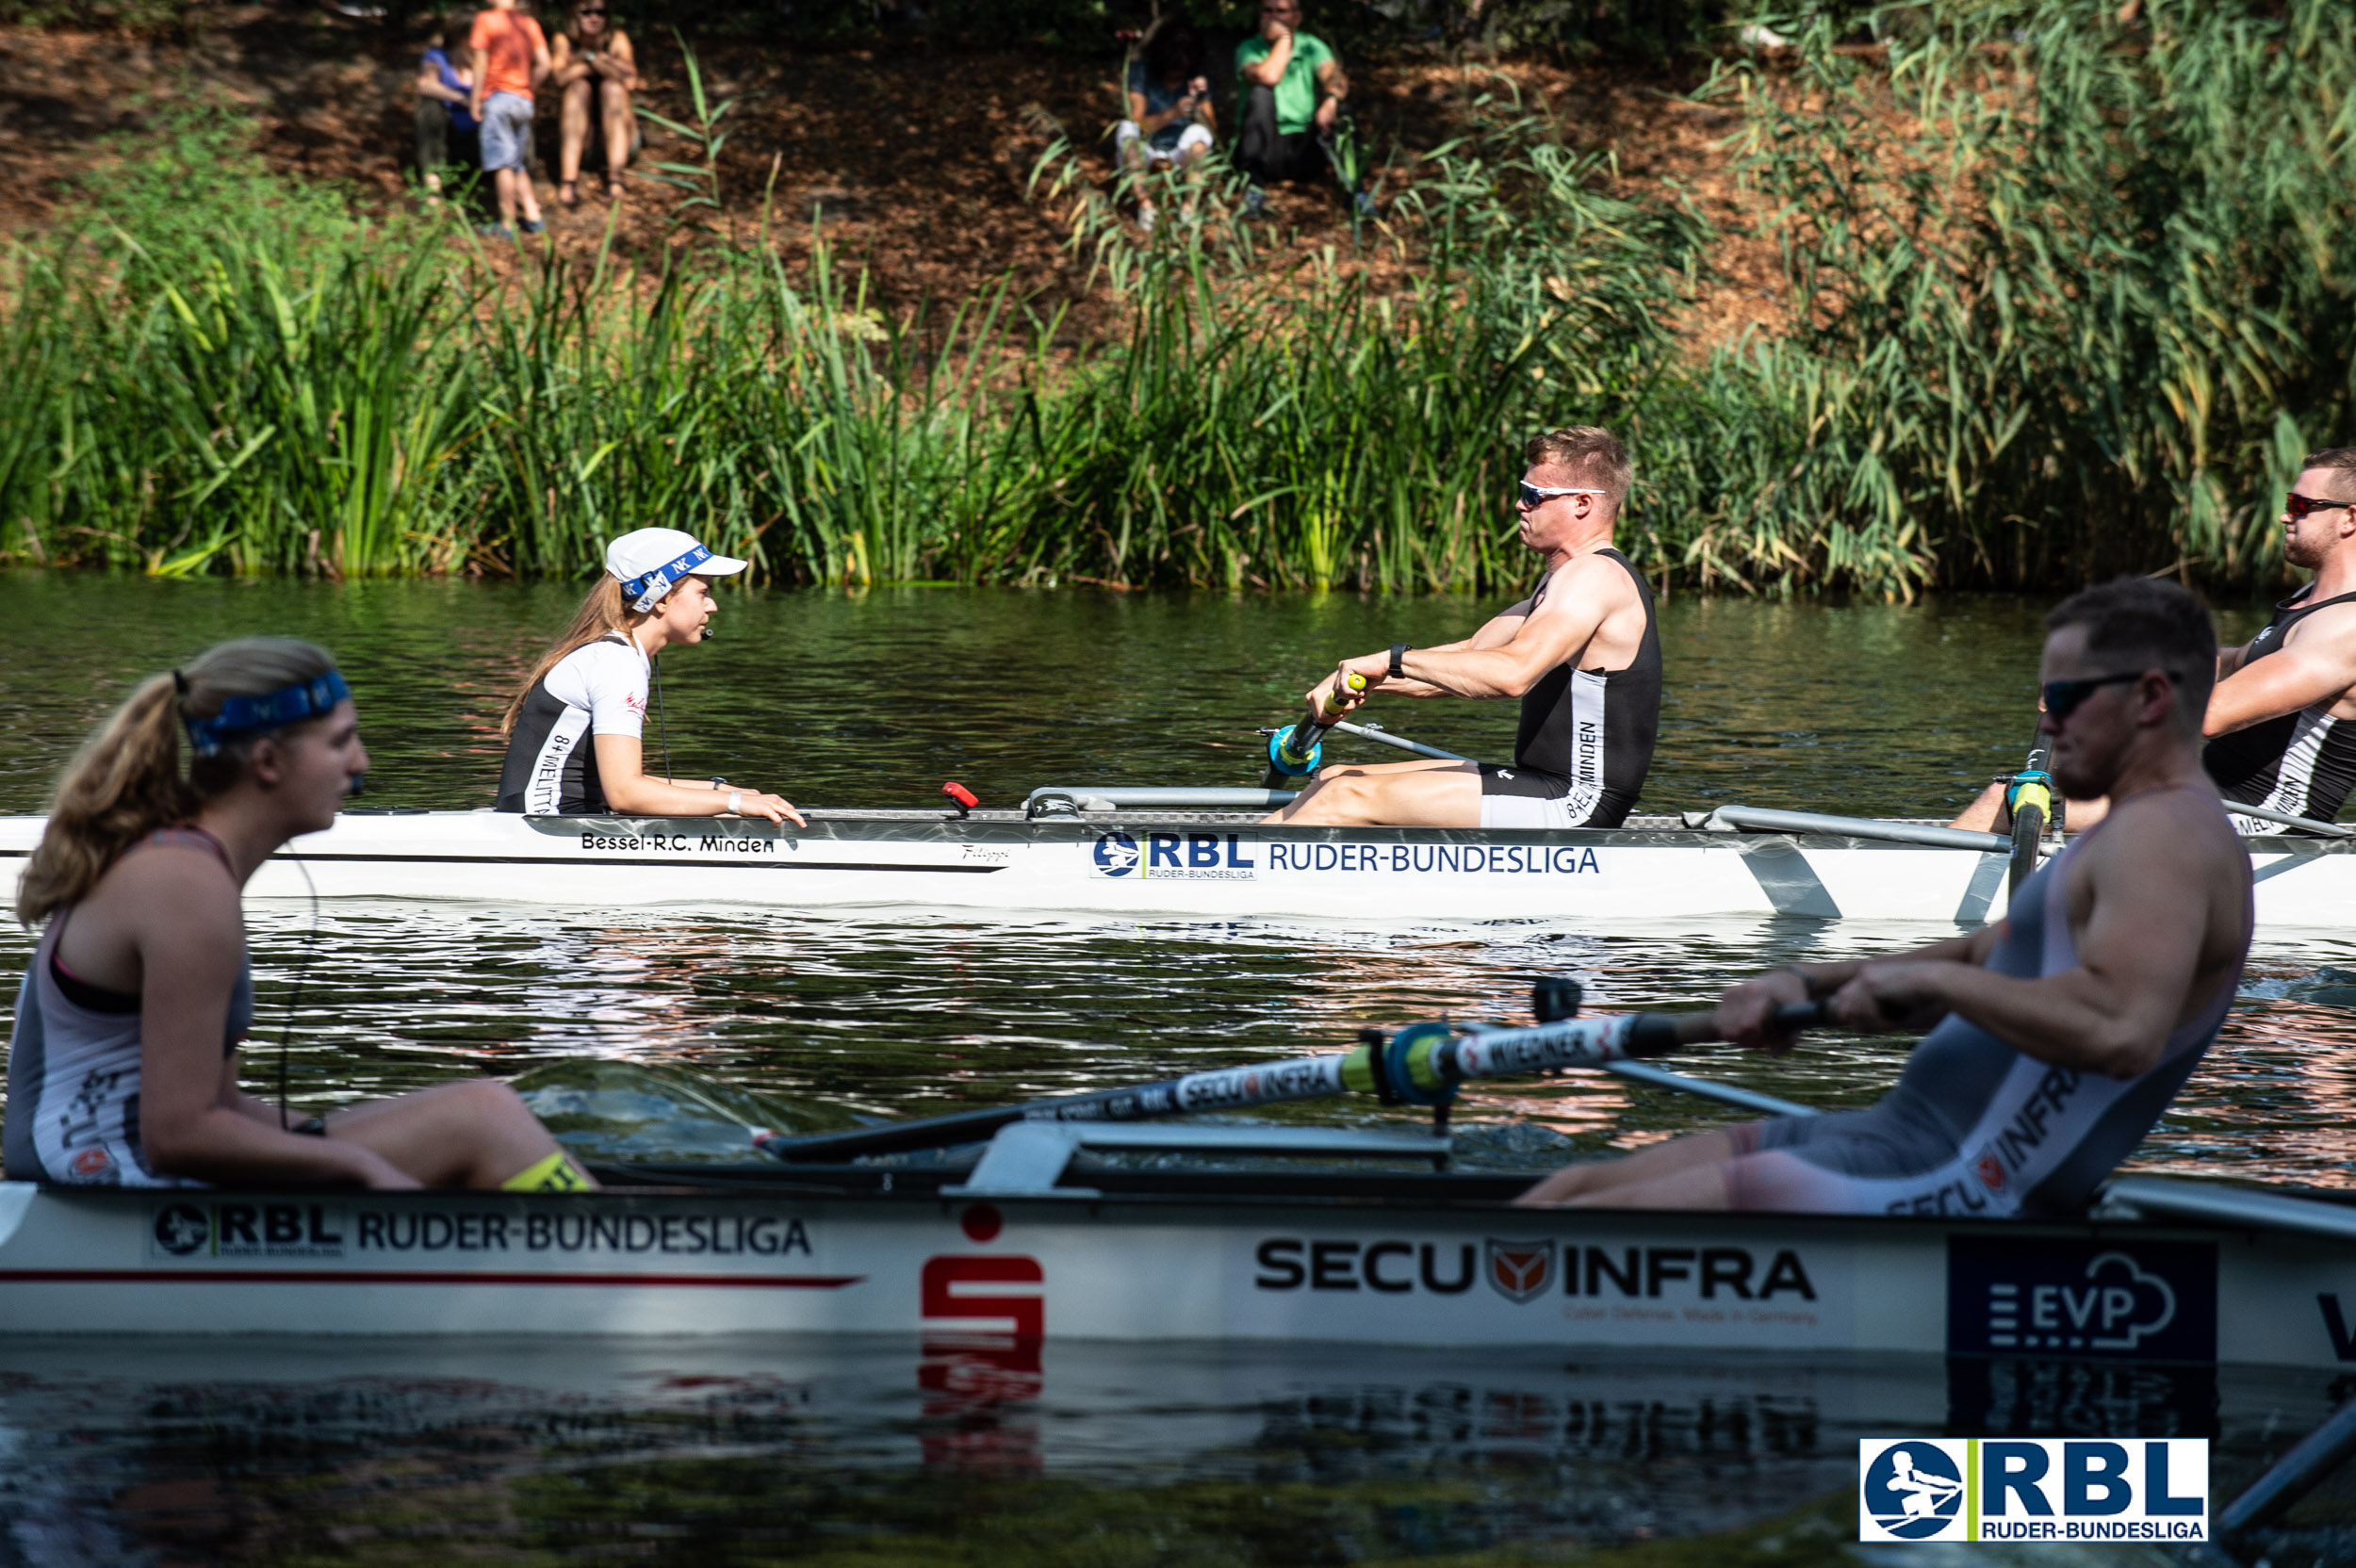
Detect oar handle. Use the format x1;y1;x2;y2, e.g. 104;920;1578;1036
1656;999;1826;1049
1272;672;1368;769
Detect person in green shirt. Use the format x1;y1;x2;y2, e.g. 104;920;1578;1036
1234;0;1372;217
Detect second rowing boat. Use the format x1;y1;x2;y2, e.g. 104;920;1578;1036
5;792;2350;927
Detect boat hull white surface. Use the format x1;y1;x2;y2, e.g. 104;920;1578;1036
0;1182;2349;1369
6;808;2351;926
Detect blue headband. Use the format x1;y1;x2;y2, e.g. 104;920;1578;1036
185;670;352;758
620;546;712;612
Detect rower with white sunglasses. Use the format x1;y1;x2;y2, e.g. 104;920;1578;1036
1268;424;1661;830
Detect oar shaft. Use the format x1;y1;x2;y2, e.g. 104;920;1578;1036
1327;720;1470;762
757;1002;1825;1163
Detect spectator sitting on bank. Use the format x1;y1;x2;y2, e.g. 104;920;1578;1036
467;0;552;238
549;0;639;206
1117;23;1217;233
416;17;480;196
1235;0;1371;218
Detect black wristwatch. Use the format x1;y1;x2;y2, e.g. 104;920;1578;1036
1388;644;1408;679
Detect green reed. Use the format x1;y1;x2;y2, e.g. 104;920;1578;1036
0;87;1702;593
1677;0;2356;596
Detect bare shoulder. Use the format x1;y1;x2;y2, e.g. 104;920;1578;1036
2085;788;2249;886
92;841;241;930
2282;596;2356;649
1533;551;1638;615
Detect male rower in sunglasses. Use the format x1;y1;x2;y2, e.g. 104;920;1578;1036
1522;578;2251;1213
1267;425;1660;830
1954;447;2356;835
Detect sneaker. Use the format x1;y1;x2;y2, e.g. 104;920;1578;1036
520;218;546;235
1352;189;1378;220
1242;186;1268;219
477;222;515;240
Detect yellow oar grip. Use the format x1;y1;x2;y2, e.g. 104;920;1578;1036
500;1152;592;1193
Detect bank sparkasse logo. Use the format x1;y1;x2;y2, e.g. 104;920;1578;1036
1485;1238;1554;1304
1861;1441;1967;1539
1091;831;1140;878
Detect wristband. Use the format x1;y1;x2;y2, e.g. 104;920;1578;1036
727;791;743;815
1780;964;1815;998
1389;643;1407;680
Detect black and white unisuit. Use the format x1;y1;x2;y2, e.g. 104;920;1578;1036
495;634;649;815
5;827;254;1186
1476;547;1662;830
2201;587;2356;833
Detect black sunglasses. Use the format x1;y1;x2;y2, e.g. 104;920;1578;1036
2042;669;2180;722
2287;492;2351;520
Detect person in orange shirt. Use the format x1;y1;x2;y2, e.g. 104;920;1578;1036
467;0;553;238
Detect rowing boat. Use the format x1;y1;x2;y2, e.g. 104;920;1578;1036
6;792;2351;925
0;1115;2350;1366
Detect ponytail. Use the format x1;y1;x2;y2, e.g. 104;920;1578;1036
16;637;339;925
502;577;646;737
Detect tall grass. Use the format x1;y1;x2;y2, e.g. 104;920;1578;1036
0;92;1703;593
1665;0;2356;595
14;3;2356;601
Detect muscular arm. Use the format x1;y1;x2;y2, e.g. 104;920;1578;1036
1829;801;2232;1078
1383;567;1612;700
2205;611;2356;734
467;45;488;118
590;733;805;825
1315;55;1347;102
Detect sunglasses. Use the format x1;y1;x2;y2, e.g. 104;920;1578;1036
2042;668;2180;722
1517;482;1608;509
2286;492;2351;520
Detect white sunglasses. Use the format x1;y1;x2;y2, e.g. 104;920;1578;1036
1517;482;1608;507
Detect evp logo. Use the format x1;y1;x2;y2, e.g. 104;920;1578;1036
1948;1238;2216;1362
1858;1438;2208;1543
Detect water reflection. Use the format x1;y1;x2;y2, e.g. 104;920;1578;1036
0;1335;2337;1560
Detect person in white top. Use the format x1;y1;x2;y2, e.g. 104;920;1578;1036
496;529;801;823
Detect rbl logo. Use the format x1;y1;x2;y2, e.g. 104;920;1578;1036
1858;1438;2208;1543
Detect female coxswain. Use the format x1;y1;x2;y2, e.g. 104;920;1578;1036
496;527;802;824
9;638;596;1191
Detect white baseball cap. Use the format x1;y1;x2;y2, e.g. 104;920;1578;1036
605;528;748;612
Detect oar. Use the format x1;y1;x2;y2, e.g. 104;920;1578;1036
2004;736;2055;901
753;996;1827;1164
1262;672;1368;787
1258;719;1474;764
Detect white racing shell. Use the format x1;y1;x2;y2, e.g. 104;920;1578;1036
0;1180;2350;1371
6;808;2356;928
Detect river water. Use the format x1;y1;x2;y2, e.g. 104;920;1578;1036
0;573;2348;1561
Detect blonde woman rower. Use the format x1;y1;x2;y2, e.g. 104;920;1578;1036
497;528;801;824
9;638;596;1192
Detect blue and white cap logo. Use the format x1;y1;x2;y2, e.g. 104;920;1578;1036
622;545;712;612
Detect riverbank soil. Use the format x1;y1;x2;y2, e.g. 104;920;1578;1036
0;5;1778;338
